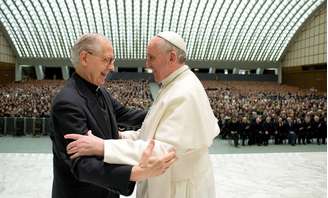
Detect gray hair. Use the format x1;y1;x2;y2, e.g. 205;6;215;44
158;38;186;64
70;33;108;67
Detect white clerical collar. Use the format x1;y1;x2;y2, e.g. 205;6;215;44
160;65;189;88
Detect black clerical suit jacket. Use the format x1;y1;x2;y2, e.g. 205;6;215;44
50;73;147;198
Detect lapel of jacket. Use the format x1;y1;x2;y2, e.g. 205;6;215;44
100;88;119;139
73;75;108;138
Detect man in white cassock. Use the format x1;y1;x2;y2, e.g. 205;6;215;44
65;31;220;198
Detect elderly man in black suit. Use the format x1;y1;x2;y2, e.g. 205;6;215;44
285;117;296;146
50;33;176;198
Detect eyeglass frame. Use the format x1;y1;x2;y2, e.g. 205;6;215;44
86;51;115;65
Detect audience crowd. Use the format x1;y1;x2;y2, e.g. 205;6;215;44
104;80;152;110
0;80;63;117
0;79;151;117
202;80;327;146
0;79;326;145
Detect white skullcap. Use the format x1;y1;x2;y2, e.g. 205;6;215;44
157;31;187;53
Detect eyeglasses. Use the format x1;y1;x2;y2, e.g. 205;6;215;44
87;51;115;65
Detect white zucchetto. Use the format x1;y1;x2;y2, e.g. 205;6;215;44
157;31;187;53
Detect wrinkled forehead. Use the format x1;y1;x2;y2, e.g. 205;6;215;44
148;36;167;53
147;37;161;53
97;39;114;56
148;37;160;48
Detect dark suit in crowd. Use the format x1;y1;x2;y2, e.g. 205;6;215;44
313;119;326;145
284;120;296;146
240;121;250;146
230;119;240;147
251;120;264;146
263;121;274;146
296;120;306;144
277;121;287;144
304;120;313;144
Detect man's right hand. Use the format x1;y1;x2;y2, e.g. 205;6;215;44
130;139;176;181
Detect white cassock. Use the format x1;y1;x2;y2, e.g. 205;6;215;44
104;65;220;198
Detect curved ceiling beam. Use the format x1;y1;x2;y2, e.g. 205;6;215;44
0;0;324;64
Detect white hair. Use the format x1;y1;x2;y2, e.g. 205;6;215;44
70;33;109;67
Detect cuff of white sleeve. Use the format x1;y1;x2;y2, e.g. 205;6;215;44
104;140;112;163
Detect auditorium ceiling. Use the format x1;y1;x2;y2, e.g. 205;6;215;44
0;0;325;63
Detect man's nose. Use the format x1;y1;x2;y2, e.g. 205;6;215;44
108;63;114;72
145;59;149;68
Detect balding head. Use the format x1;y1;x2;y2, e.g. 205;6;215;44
70;33;112;67
71;33;115;86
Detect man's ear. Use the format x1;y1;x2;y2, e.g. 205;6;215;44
80;51;88;66
169;50;177;63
